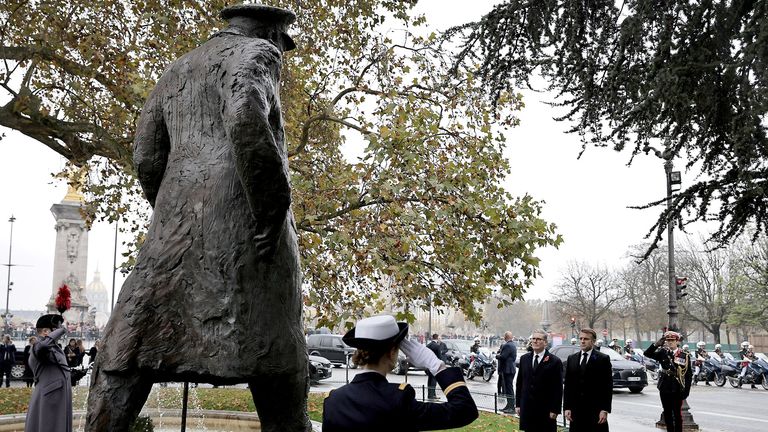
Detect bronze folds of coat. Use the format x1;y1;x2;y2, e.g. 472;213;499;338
86;9;309;432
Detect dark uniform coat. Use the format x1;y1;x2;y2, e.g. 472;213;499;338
644;345;692;397
563;349;612;432
98;26;304;383
515;350;563;432
644;344;692;432
25;328;71;432
322;367;477;431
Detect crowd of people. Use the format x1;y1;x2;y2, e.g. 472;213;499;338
0;333;99;389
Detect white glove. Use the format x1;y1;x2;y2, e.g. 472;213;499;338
400;339;444;376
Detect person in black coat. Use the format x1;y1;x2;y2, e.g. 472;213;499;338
322;315;478;431
23;336;37;388
515;330;563;432
644;331;693;432
425;334;447;399
0;335;17;387
563;328;612;432
496;331;517;412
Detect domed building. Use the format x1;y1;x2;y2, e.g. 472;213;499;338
86;269;111;327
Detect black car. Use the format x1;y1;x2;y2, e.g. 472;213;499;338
548;345;648;393
9;348;27;381
308;354;332;385
306;334;357;368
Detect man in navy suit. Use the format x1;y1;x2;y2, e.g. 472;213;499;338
515;330;563;432
496;331;517;412
564;328;612;431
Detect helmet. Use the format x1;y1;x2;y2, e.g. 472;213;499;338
697;341;705;347
473;338;480;344
596;340;603;346
715;344;722;349
626;339;633;344
608;341;616;347
741;341;749;348
749;344;754;349
682;344;689;350
570;338;577;343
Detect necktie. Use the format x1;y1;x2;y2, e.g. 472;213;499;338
534;354;540;369
581;352;588;371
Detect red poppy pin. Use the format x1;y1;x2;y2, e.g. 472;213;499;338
543;356;550;362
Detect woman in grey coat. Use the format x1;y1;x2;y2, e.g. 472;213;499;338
25;314;71;432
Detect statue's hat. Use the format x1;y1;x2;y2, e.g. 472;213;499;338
221;3;297;51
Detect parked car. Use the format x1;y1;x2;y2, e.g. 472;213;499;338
548;345;648;393
308;355;332;385
306;334;356;368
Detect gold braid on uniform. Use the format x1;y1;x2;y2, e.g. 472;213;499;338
675;354;689;389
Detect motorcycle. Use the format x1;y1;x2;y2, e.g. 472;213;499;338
466;350;496;382
719;352;742;381
727;357;768;390
692;354;725;387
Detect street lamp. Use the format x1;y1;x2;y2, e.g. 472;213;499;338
661;156;699;430
3;215;16;335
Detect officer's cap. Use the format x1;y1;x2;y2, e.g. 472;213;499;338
663;331;682;341
343;315;408;351
36;314;63;330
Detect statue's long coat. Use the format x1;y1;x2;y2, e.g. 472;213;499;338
99;28;305;383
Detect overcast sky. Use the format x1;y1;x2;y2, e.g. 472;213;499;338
0;0;707;313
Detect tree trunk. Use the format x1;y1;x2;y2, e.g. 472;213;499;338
711;323;721;344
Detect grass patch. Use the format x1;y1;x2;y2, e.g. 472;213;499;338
3;387;535;431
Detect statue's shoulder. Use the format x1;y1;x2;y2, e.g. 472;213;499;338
214;35;281;66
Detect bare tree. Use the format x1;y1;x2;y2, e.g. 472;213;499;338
617;244;670;342
553;262;624;329
677;237;743;343
728;231;768;333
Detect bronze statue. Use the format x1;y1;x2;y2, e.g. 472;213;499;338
86;4;309;431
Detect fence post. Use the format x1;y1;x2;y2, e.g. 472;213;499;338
494;392;498;414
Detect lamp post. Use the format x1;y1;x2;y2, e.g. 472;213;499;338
654;154;699;430
111;218;118;312
2;216;16;335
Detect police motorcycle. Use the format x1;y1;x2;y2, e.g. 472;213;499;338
727;356;768;390
692;352;725;387
718;352;743;381
466;348;496;382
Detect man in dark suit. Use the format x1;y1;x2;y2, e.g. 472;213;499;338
496;331;517;412
515;330;563;432
0;335;17;387
426;334;447;399
564;328;612;431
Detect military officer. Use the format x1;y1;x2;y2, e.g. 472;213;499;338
25;314;71;432
322;315;478;431
644;331;692;432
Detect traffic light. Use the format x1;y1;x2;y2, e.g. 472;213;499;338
675;277;688;299
570;317;576;329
